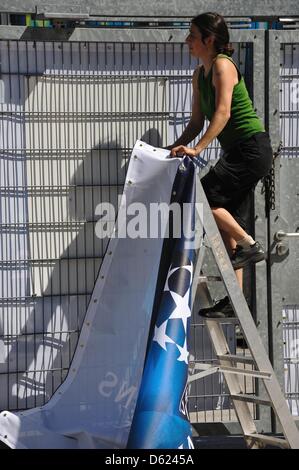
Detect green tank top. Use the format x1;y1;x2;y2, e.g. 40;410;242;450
198;53;264;150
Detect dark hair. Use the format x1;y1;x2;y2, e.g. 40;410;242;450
191;12;234;57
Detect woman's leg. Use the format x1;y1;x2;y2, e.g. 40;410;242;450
220;229;243;290
198;229;243;318
212;205;264;270
212;207;248;242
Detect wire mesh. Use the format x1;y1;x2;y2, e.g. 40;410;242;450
0;38;251;422
278;43;299;416
283;306;299;416
189;308;257;423
280;43;299;158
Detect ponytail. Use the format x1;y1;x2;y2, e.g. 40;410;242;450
218;43;234;57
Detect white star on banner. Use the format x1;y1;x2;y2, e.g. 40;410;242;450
169;289;191;333
153;320;175;351
176;338;189;364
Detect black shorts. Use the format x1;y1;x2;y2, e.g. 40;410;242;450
201;132;273;230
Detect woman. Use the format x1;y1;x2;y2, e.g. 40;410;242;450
168;12;273;318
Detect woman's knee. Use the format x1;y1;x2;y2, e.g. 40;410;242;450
211;207;225;218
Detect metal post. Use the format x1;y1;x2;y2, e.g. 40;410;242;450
268;29;299;432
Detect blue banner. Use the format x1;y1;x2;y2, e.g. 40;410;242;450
127;157;196;449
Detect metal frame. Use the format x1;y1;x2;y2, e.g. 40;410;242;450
267;30;299;431
0;23;294;434
0;26;190;41
1;0;299;18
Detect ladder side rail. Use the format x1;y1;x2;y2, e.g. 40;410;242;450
196;173;299;448
191;218;205;308
205;319;260;446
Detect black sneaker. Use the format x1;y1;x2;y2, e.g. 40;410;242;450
231;241;265;270
198;296;235;319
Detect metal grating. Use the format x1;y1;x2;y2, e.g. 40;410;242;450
188;319;257;423
283;306;299;416
280;43;299;158
0;38;249;420
278;40;299;415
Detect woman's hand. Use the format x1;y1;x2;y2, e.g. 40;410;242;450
170;145;199;158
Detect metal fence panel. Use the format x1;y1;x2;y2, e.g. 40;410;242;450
0;37;197;411
283;306;299;415
268;30;299;419
0;29;268;430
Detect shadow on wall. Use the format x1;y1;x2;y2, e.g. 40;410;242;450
2;129;163;411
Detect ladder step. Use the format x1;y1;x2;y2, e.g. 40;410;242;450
245;433;290;449
218;354;255;365
198;275;222;282
231;393;272;406
220;365;272;380
205;317;240;324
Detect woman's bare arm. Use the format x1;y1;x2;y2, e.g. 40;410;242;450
170;58;238;157
168;67;205;149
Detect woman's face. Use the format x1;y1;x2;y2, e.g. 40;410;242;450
186;23;211;58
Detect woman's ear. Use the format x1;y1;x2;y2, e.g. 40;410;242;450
206;35;216;49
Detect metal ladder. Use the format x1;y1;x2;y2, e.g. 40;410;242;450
189;175;299;449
